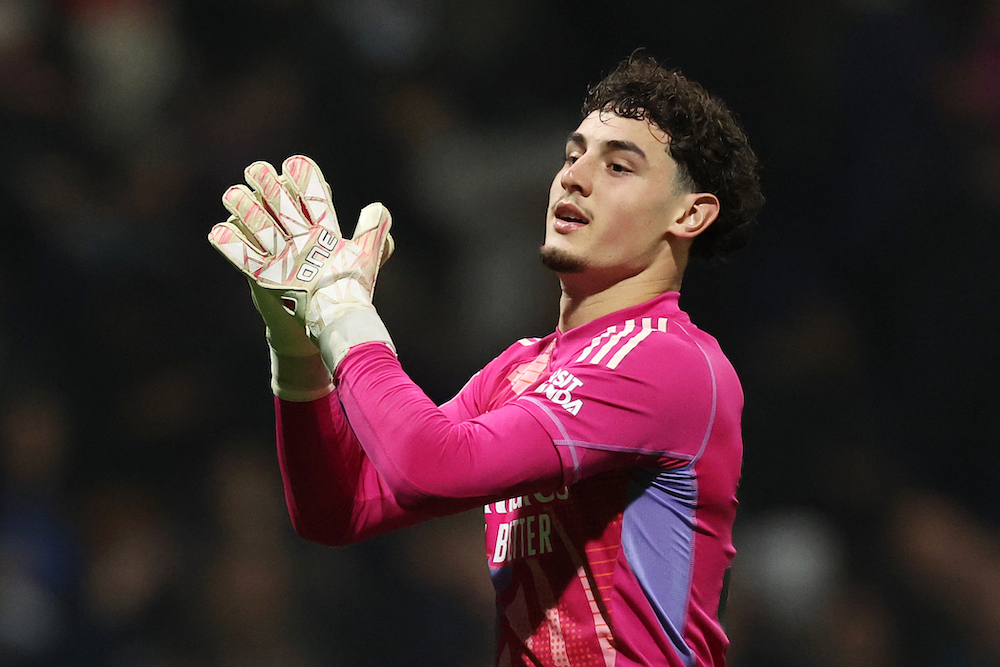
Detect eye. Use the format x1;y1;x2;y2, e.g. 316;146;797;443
565;153;580;166
610;162;631;174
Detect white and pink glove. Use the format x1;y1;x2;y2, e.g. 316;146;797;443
209;155;394;400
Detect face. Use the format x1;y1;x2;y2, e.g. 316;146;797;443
542;111;693;282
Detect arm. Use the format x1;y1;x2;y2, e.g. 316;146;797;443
330;319;733;508
335;343;586;508
208;156;420;545
275;382;499;546
276;391;392;545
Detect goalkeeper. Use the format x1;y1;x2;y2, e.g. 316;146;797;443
210;57;763;667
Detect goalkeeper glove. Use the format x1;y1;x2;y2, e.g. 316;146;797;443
209;155;394;398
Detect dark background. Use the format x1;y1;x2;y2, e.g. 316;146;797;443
2;0;1000;665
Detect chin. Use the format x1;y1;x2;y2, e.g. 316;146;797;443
540;245;586;273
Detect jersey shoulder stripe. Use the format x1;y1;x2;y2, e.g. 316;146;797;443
574;317;669;370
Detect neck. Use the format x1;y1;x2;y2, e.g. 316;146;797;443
556;267;683;332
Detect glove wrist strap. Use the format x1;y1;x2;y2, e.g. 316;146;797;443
316;305;395;373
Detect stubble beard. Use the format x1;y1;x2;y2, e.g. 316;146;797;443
539;245;586;273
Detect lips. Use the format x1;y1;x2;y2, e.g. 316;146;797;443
553;202;589;234
554;201;589;225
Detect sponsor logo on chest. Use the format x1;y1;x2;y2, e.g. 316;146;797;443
485;488;570;565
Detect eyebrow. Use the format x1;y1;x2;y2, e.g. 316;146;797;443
567;133;648;160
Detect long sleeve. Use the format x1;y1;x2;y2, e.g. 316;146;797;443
334;344;574;509
275;389;487;545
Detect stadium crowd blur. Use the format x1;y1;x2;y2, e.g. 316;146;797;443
2;0;1000;665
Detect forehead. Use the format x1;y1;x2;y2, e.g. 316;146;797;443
572;110;672;153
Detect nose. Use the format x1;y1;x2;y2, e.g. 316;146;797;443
559;158;592;196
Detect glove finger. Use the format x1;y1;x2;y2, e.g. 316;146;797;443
222;184;287;257
281;155;342;237
352;203;393;258
353;203;393;289
208;217;270;280
379;233;395;268
244;161;312;241
242;160;281;215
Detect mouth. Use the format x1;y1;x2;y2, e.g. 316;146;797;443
553;201;589;226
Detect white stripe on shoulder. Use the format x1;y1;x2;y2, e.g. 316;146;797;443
575;325;616;362
590;319;637;364
604;317;667;368
573;318;670;370
607;319;654;369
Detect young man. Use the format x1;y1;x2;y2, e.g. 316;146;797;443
209;57;763;667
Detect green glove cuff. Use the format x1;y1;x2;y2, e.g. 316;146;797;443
251;281;317;358
269;348;334;402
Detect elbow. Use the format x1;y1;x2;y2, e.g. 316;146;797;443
391;487;427;513
286;508;353;547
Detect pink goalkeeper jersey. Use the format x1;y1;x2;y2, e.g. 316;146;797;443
275;292;743;667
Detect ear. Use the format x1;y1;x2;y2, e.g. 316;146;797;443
669;193;720;240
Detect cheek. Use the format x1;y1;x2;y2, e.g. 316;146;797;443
632;194;678;235
603;202;645;236
603;205;663;249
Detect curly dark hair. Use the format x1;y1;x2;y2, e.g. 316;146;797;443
582;56;764;261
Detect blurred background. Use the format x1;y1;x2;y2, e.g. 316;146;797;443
1;0;1000;664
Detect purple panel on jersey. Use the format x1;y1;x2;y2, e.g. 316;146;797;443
622;465;698;667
